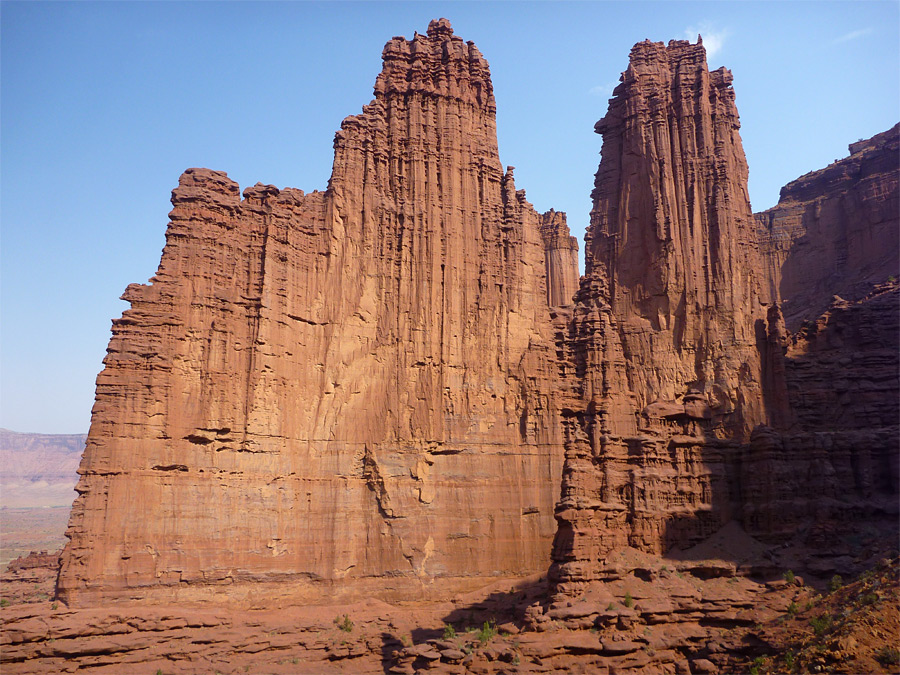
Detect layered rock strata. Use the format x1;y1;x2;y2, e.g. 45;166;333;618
550;40;898;594
756;124;899;329
552;39;771;589
58;19;576;605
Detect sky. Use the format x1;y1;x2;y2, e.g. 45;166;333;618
1;1;898;434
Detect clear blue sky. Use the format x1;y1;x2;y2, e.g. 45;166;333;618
2;1;897;434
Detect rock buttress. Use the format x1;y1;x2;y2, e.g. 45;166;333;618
58;19;565;605
756;123;899;330
552;39;770;588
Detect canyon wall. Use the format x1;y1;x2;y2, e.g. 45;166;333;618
756;123;899;329
551;41;898;594
58;19;577;605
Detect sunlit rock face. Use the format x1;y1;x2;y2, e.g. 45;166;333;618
756;124;899;330
58;19;577;605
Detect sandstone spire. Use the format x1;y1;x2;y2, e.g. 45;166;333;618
552;39;769;588
58;20;569;605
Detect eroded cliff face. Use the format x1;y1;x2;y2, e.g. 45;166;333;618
551;40;770;589
58;19;577;605
756;124;899;329
549;40;898;596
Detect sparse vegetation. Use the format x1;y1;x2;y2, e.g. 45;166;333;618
875;646;900;667
606;602;616;611
476;620;498;645
623;591;634;608
51;601;58;610
442;623;456;639
828;574;843;593
334;614;354;633
749;655;765;675
784;650;795;670
787;601;798;616
0;598;9;608
783;569;795;584
859;591;878;605
809;614;832;636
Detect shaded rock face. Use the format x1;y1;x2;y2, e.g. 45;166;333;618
550;40;898;593
552;40;770;588
58;19;578;605
756;124;899;330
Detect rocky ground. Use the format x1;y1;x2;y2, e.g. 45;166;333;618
3;540;897;674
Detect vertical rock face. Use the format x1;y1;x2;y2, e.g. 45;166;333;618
552;39;770;589
539;209;580;306
59;19;569;605
551;40;898;595
588;40;766;430
756;124;899;329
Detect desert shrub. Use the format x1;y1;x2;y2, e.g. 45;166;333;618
334;614;353;633
606;602;616;611
442;623;457;639
876;646;900;666
859;590;878;605
787;601;799;616
784;650;795;670
827;574;843;593
623;591;634;608
783;570;796;584
809;614;832;636
476;620;497;645
0;598;9;608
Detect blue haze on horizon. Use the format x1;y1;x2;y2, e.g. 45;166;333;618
2;1;898;434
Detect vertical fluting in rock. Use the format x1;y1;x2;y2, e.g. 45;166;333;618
589;39;767;428
59;19;566;605
552;39;770;588
539;209;580;306
756;124;899;330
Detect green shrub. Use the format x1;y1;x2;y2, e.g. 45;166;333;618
809;614;832;636
787;601;799;616
334;614;353;633
0;598;9;608
784;650;795;670
476;620;497;645
827;574;843;593
623;591;634;608
442;623;456;639
860;591;878;605
783;570;795;584
876;646;900;666
606;602;616;611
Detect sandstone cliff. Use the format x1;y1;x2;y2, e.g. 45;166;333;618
552;39;770;589
550;40;898;594
58;19;577;605
756;124;899;329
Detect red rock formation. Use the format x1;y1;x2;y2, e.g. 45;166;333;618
756;124;899;329
539;209;579;306
551;40;898;596
59;19;575;605
552;39;770;590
